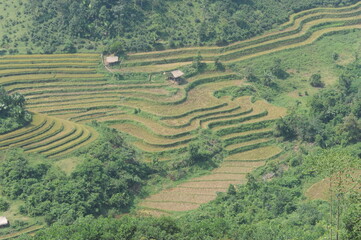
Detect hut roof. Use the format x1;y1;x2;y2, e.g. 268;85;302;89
170;70;184;78
105;56;119;64
0;217;8;227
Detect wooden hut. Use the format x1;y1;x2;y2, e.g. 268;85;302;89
169;70;184;84
0;217;9;228
105;56;119;65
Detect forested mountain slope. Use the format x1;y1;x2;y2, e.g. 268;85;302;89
1;0;358;54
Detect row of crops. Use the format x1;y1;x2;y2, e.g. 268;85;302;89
0;54;100;158
0;1;360;215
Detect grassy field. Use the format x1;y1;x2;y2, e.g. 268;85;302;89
0;3;360;231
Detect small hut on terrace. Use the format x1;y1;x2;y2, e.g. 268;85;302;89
169;70;184;84
105;56;119;65
0;217;9;228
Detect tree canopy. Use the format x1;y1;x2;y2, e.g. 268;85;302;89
0;86;31;133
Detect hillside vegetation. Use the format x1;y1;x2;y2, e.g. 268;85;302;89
0;87;31;133
0;0;359;53
0;1;360;239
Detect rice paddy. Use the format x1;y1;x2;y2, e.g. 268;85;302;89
0;2;360;218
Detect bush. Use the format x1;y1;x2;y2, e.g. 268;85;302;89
0;198;10;211
107;41;124;56
310;74;324;87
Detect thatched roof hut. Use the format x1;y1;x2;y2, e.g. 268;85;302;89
105;56;119;65
170;70;184;79
0;217;9;227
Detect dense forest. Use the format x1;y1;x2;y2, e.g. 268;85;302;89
3;0;356;53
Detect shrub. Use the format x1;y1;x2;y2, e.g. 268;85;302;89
0;198;10;211
310;74;324;87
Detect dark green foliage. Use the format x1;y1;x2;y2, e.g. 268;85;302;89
214;58;225;72
0;125;150;225
0;197;10;211
332;52;339;61
62;40;77;53
28;149;361;240
276;61;361;147
186;130;224;166
270;58;289;80
262;70;277;87
23;0;358;53
107;41;125;56
342;200;361;240
245;67;259;82
214;85;256;100
0;86;32;133
309;73;324;87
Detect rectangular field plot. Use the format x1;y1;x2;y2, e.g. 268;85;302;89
225;146;283;161
145;192;216;204
139;201;200;212
180;180;245;189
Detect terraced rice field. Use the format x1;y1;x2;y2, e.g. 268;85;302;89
0;54;100;158
0;2;360;216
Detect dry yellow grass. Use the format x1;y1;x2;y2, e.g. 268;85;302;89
180;180;244;189
139;201;200;212
111;123;194;145
0;53;98;58
191;173;247;181
144;192;216;204
209;99;284;132
225;138;271;151
305;178;331;201
221;128;273;140
213;166;261;173
305;170;361;201
225;145;283;161
119;62;193;73
132;140;187;153
24;121;77;150
221;161;266;168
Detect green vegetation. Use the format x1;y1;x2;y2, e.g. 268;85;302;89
274;61;361;146
0;1;360;239
214;85;257;100
0;0;359;54
19;147;361;240
0;87;31;133
309;73;325;87
0;125;150;225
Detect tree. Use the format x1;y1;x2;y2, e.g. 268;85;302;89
187;130;224;166
310;73;324;88
262;70;276;87
337;114;361;145
0;198;10;211
245;67;258;82
270;58;288;79
309;148;360;240
214;58;225;71
107;41;125;56
338;74;353;95
192;52;204;71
